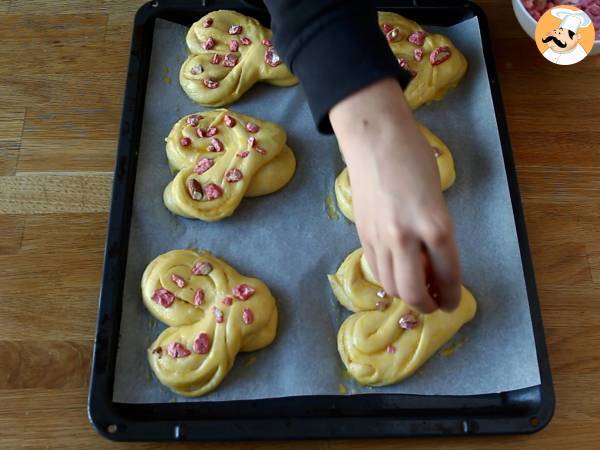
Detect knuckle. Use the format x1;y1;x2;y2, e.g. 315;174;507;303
387;223;411;247
356;221;375;240
422;217;452;246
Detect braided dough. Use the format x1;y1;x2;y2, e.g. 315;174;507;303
328;248;476;386
180;10;297;107
379;11;468;109
143;249;278;397
334;123;455;222
163;109;296;221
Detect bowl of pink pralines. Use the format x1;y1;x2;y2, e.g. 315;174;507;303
512;0;600;55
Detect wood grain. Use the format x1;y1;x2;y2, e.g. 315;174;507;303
0;108;25;175
0;214;24;254
0;173;112;213
0;0;599;448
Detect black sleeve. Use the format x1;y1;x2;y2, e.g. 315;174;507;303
263;0;412;133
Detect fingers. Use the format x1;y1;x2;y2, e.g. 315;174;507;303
351;174;461;315
361;243;379;282
419;215;462;312
375;248;396;302
357;221;441;314
388;229;438;313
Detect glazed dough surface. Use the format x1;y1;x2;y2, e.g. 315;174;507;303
379;11;468;109
164;109;296;221
143;249;278;397
334;123;455;222
328;248;476;386
180;10;297;106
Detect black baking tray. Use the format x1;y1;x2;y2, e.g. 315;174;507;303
88;0;554;441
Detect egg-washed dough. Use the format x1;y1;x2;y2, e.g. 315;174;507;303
334;123;455;222
328;248;476;386
163;109;296;221
180;10;297;107
143;249;278;397
379;11;468;109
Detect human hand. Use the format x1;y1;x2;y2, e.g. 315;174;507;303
329;78;462;313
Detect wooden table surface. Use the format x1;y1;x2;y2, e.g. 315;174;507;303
1;0;599;448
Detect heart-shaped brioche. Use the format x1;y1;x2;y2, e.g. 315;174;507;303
328;248;476;386
379;11;468;109
143;249;278;396
334;123;455;222
180;10;297;107
163;109;296;221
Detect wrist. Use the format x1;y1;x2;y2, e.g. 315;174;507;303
331;78;408;129
329;78;417;161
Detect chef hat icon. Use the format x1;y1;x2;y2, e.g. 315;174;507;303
551;7;593;33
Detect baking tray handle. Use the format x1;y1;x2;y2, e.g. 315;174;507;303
238;0;470;11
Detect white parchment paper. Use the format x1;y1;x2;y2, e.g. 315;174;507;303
112;17;541;403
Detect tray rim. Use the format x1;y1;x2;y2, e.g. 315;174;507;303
87;0;555;441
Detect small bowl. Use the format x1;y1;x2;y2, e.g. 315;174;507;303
512;0;600;56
